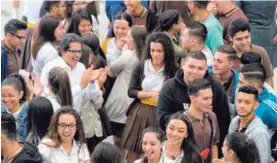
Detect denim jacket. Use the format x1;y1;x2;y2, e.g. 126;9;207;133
1;103;28;142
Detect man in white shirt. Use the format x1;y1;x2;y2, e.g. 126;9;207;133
40;33;102;112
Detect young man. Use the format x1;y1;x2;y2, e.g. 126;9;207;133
1;112;43;163
210;0;247;45
181;21;214;66
229;85;271;163
1;19;27;82
211;45;239;104
185;78;220;160
40;0;66;19
237;63;277;137
187;0;223;54
228;18;273;86
157;51;230;154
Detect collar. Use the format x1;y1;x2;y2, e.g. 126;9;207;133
258;87;269;102
162;141;184;161
185;110;208;122
127;7;147;18
146;59;165;73
54;57;74;72
235;115;256;133
59;140;79;156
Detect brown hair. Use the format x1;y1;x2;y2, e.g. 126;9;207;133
130;25;148;60
48;67;73;107
216;45;238;61
46;106;86;148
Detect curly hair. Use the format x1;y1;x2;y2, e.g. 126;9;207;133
144;32;177;78
46;106;86;148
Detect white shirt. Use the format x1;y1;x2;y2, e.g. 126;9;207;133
38;139;90;163
7;105;23;120
201;46;214;66
142;59;165;91
162;141;184;163
40;57;98;112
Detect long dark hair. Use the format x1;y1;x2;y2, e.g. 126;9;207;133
66;8;92;36
48;67;73;107
144;32;177;78
26;97;53;145
167;113;203;163
141;127;166;163
46;106;86;148
91;142;121;163
226;132;260;163
32;15;61;59
2;73;28;104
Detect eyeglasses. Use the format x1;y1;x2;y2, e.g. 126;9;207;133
11;33;26;40
58;123;76;130
67;49;82;55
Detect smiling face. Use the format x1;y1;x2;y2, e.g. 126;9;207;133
58;113;77;144
124;0;141;15
54;22;64;41
1;85;23;112
113;19;130;39
182;57;207;84
61;42;82;68
212;52;232;76
78;19;92;35
166;119;188;146
231;31;251;53
142;132;163;161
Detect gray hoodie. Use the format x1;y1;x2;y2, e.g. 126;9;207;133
229;116;271;163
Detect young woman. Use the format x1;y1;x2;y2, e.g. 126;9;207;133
31;15;64;75
121;32;177;163
38;106;90;163
213;132;260;163
47;67;73;112
25;97;54;146
158;9;187;62
1;73;28;142
91;142;121;163
164;113;203;163
104;25;148;158
67;8;92;36
101;12;133;65
134;127;175;163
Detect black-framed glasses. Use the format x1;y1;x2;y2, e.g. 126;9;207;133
11;33;26;40
58;123;76;130
67;49;82;55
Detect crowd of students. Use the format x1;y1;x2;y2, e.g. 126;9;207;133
1;0;277;163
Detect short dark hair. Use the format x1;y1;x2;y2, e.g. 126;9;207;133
188;78;211;96
159;9;180;32
4;19;27;35
228;18;251;37
59;33;82;53
216;45;238;61
237;85;258;101
1;112;18;140
186;21;207;44
192;1;209;9
241;63;266;88
43;0;60;13
226;132;260;163
186;51;207;62
240;52;261;65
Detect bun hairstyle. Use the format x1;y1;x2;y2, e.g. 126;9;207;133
158;9;180;32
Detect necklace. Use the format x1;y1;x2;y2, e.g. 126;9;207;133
3;144;22;161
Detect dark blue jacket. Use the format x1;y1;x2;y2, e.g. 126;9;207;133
1;43;9;82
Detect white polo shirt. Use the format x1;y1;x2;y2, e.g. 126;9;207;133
38;139;90;163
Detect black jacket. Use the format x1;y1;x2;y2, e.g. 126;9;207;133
157;69;230;148
11;142;43;163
